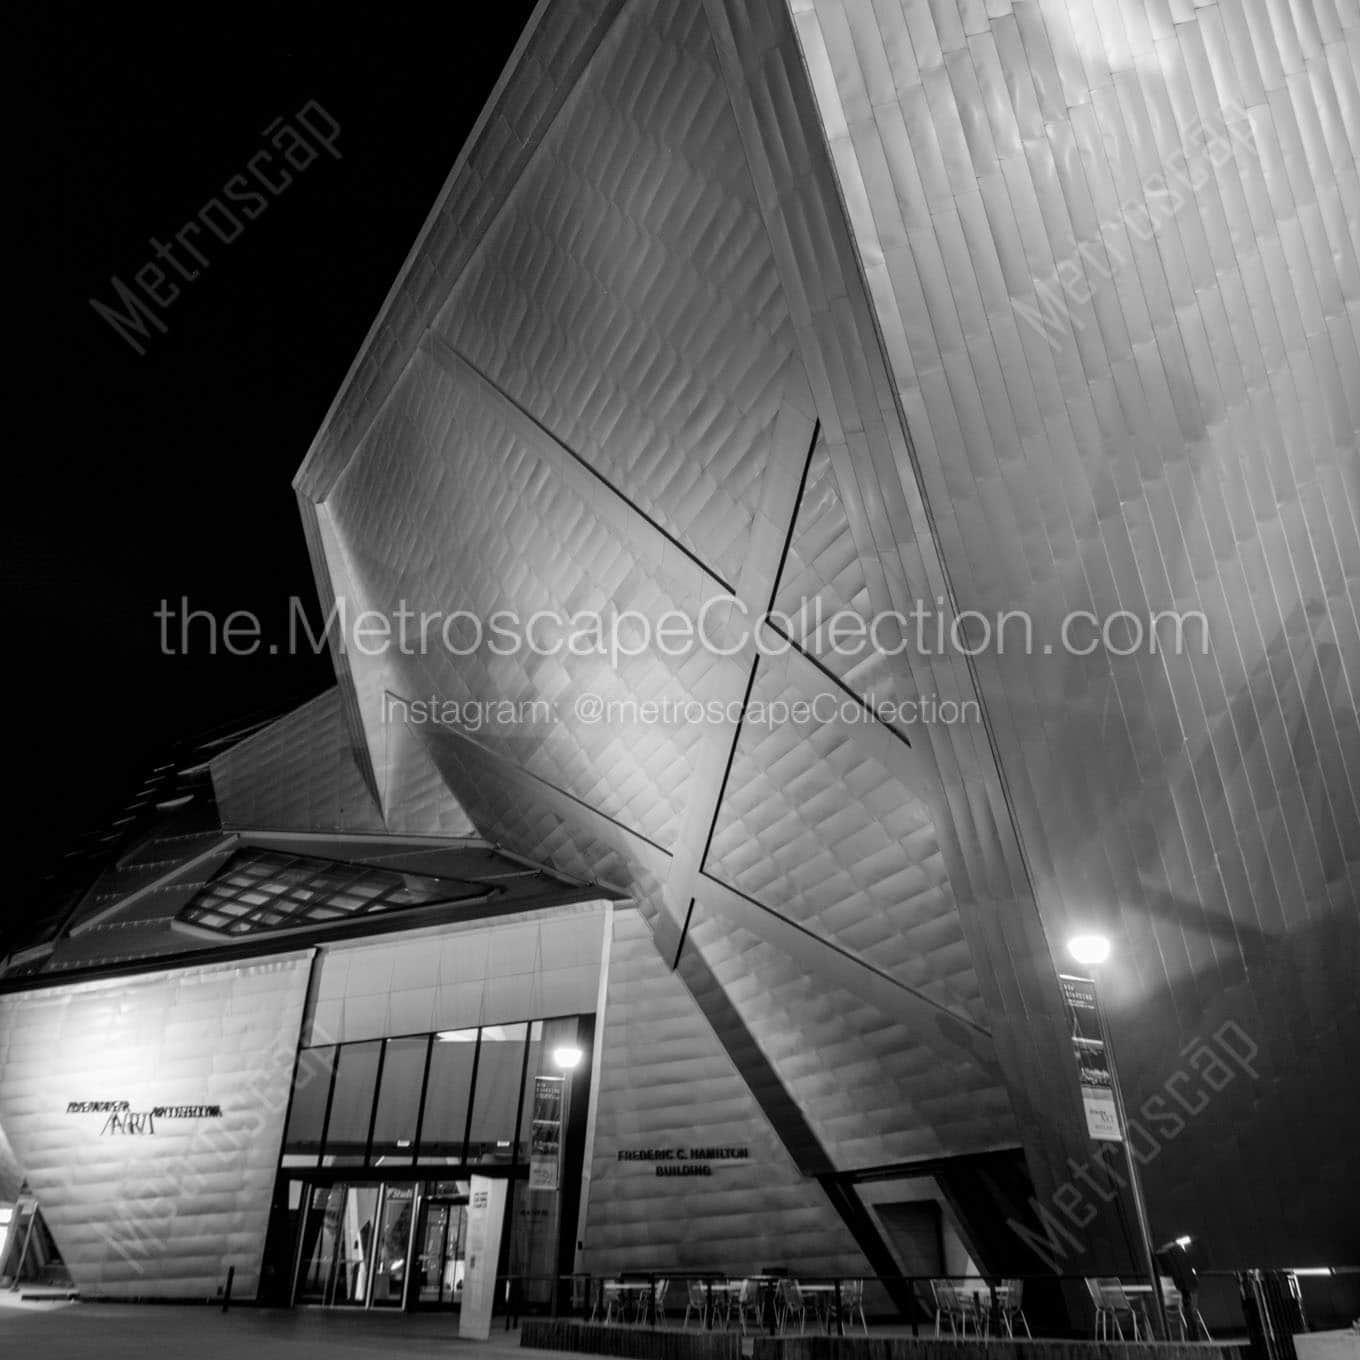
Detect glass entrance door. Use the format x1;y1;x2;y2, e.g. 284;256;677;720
295;1182;383;1306
415;1190;468;1308
369;1184;415;1307
286;1177;482;1311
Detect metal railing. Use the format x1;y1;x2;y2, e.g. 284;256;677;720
497;1264;1359;1348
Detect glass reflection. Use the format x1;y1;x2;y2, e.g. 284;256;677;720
370;1037;428;1164
466;1023;528;1165
287;1016;584;1171
418;1029;476;1163
323;1041;381;1166
283;1045;335;1165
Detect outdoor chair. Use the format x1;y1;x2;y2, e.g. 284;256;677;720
1147;1276;1191;1341
840;1278;868;1334
777;1278;807;1334
728;1278;760;1333
683;1279;709;1329
1087;1277;1142;1340
932;1280;984;1337
601;1279;630;1326
995;1278;1032;1338
648;1278;669;1325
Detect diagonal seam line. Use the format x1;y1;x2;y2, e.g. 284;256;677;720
692;420;823;898
763;619;913;750
699;870;992;1039
671;898;696;971
295;0;629;500
408;698;674;864
427;335;737;596
765;420;821;615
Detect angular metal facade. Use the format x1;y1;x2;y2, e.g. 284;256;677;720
0;955;312;1297
283;0;1359;1269
5;0;1352;1293
585;909;877;1274
779;0;1360;1263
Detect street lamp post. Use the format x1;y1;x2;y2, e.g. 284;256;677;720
1067;935;1169;1341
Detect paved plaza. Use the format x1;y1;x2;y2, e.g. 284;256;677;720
0;1299;559;1360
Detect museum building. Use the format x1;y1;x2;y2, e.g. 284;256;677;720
3;0;1357;1316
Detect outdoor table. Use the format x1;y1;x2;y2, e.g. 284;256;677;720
749;1275;781;1335
956;1277;999;1335
1122;1282;1175;1335
603;1279;654;1324
702;1279;738;1330
798;1282;842;1335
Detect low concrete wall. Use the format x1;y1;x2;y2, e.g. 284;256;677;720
755;1340;1251;1360
520;1320;744;1360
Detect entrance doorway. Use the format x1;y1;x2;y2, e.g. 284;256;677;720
1;1194;73;1293
414;1184;469;1308
288;1177;510;1312
294;1182;416;1308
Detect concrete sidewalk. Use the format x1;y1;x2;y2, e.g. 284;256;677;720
0;1301;553;1358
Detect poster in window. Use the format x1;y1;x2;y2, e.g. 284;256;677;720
529;1075;563;1191
1061;974;1123;1142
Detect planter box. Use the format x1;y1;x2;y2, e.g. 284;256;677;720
754;1339;1252;1360
521;1319;744;1360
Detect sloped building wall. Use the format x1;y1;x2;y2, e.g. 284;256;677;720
584;910;875;1276
0;954;311;1297
305;0;1029;1206
210;688;388;835
781;0;1360;1261
287;0;1360;1273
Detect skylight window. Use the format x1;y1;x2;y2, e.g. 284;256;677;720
176;848;484;936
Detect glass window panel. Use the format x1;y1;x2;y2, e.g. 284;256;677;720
506;1177;560;1309
516;1022;543;1162
283;1046;335;1160
322;1040;380;1165
516;1017;580;1162
418;1030;477;1163
370;1184;415;1307
467;1023;528;1165
370;1036;428;1165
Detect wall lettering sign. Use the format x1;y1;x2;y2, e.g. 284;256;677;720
616;1146;750;1177
66;1100;224;1136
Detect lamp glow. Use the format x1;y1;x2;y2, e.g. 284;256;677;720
1067;933;1112;966
552;1045;584;1070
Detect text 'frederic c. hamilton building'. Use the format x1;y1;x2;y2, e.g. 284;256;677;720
2;0;1357;1320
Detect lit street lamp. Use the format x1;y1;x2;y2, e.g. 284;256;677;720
1067;934;1112;967
1066;933;1169;1340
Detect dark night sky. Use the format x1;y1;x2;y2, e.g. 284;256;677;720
9;5;538;943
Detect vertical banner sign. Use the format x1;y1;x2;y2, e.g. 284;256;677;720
529;1075;564;1192
1060;974;1123;1142
459;1176;508;1340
